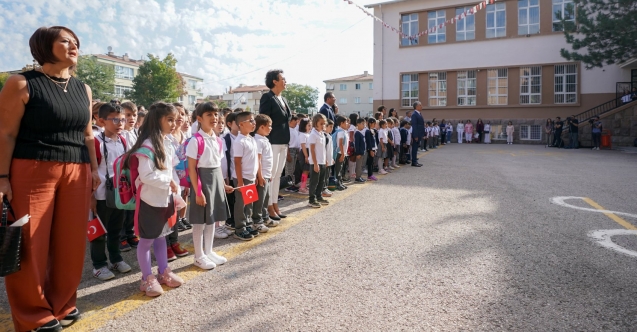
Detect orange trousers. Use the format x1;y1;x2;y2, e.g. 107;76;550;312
5;159;90;331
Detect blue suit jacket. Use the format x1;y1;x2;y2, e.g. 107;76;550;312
319;104;336;122
411;111;425;140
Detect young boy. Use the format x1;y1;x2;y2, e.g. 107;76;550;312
425;122;432;150
285;114;300;192
252;114;277;231
333;116;349;190
91;103;132;281
390;118;401;168
232;112;259;241
323;119;335;197
365;118;378;181
353;118;367;183
377;120;389;175
432;121;440;148
223;112;239;231
117;102;140;252
399;121;411;165
308;114;329;208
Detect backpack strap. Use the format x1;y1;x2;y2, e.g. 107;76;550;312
119;134;127;150
94;139;102;165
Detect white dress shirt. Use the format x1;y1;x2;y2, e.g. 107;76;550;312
186;129;222;168
231;133;259;181
308;129;326;165
136;137;180;207
255;134;273;179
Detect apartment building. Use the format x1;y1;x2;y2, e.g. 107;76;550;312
324;71;374;117
222;85;270;113
367;0;632;142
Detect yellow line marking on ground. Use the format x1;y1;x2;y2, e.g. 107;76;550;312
582;197;637;230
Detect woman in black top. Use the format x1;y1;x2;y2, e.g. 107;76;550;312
259;69;292;220
0;26;99;332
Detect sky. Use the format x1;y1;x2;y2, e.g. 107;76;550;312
0;0;379;97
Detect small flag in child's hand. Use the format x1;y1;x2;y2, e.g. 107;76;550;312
87;216;107;242
239;183;258;205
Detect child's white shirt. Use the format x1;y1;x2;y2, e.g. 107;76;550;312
255;134;273;179
325;133;334;166
378;128;388;144
433;126;440;136
308;129;326;165
94;133;127;200
191;121;199;135
391;127;400;146
299;132;310;149
336;128;348;155
446;124;453;132
136;137;180;207
231;133;259;181
186;129;222;168
289;127;300;149
122;129;137;148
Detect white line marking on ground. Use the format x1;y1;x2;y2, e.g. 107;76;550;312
588;229;637;258
550;196;637;219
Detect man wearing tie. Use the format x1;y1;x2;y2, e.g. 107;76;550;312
410;101;425;167
319;92;336;122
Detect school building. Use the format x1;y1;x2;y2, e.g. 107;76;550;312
324;71;375;118
366;0;637;144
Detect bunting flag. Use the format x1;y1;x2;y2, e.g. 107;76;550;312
344;0;496;40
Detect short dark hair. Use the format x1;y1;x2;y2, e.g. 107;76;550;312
377;105;386;113
172;102;184;109
349;113;359;125
335;115;347;127
374;112;383;120
29;26;80;66
233;108;244;113
98;103;123;120
225;112;237;129
235;111;253;124
299;118;311;133
255;114;272;130
356;118;366;125
326;119;334;126
400;120;408;127
121;101;138;114
290;114;299;121
195;102;219;118
265;69;284;89
138;111;147;118
324;92;335;102
222;108;233;116
379;119;387;127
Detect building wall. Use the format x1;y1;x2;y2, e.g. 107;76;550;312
327;80;374;116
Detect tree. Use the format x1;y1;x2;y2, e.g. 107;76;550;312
560;0;637;68
282;83;319;114
74;56;115;101
0;72;9;92
127;53;185;107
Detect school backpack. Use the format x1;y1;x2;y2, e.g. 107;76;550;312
112;145;155;211
175;133;223;194
331;127;344;160
95;134;127;165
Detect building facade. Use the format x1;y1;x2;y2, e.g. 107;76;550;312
324;71;374;117
222;85;270;113
367;0;632;142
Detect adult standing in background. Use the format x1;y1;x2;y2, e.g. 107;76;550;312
553;116;563;148
544;118;554;147
456;120;464;143
319;92;336;122
388;108;398;118
0;26;100;331
565;115;579;149
476;119;484;143
260;69;292;220
410;102;424;167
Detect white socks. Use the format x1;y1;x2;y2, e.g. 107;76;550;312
378;159;384;171
192;224;205;259
203;223;215;256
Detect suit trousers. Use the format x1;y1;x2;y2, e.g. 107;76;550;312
411;139;420;165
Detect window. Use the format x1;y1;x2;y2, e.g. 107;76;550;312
339;84;347;91
520;124;542;140
490;125;507;140
354;97;361;104
456;7;475;41
188;95;196;105
188;79;197;90
401;74;418;107
554;64;577;104
488;69;508;105
428;72;447;107
553;0;575;32
520;66;541;104
369;97;374;104
114;85;132;98
457;71;476;106
115;66;134;80
518;0;540;35
401;13;419;46
428;10;446;44
339;98;348;104
355;83;361;90
369;83;373;90
486;2;506;38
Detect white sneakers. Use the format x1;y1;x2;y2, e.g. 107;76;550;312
112;261;132;273
253;224;270;233
194;256;216;270
93;266;115;281
207;252;227;265
215;226;228;239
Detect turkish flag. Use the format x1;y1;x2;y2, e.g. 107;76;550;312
87;216;107;242
239;183;258;205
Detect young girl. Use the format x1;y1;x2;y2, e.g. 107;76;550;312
297;118;312;195
484;121;492;144
377;120;389;175
506;121;514;144
188;102;234;270
348;113;359;180
128;102;184;297
445;121;453;144
166;104;189;262
464;120;474;144
365;118;378;181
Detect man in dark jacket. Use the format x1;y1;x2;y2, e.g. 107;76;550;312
410;101;425;167
319;92;336;122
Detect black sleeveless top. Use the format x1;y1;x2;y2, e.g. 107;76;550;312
14;70;91;163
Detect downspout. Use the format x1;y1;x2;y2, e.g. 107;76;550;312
380;4;384;106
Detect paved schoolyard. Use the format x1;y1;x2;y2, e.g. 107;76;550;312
2;143;637;331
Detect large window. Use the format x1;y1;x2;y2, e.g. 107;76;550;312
114;85;132;98
488;69;508;105
188;79;197;90
518;0;540;35
401;74;419;107
369;83;373;90
401;13;419;46
354;97;361;104
339;84;347;91
554;64;577;104
486;2;506;38
428;72;447;107
456;7;475;41
520;66;542;104
339;98;348;104
520;124;542;140
553;0;575;32
490;125;507;140
355;83;361;90
457;71;476;106
188;95;196;105
115;66;134;80
369;97;374;104
428;10;446;44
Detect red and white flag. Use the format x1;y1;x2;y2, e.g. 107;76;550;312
87;216;107;242
239;183;259;205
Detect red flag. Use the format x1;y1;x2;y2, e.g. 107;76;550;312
87;216;107;241
239;183;259;205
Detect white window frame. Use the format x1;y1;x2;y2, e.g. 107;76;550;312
339;84;347;91
518;0;540;35
401;74;419;107
552;0;575;32
369;97;374;104
114;85;132;98
354;97;361;104
339;98;348;105
369;83;373;90
428;10;446;44
355;83;361;90
115;66;134;80
188;79;197;90
401;13;419;46
428;72;447;107
188;95;196;105
456;7;475;41
457;71;476;106
486;2;506;38
490;125;507;140
520;66;542;104
520;124;542;140
554;64;578;104
488;69;508;105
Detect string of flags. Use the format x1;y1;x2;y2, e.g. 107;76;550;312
343;0;496;40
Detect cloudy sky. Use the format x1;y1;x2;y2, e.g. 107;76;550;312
0;0;379;97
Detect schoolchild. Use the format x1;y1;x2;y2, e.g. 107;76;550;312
232;112;260;241
445;121;453;144
135;110;146;135
365;118;378;181
353;118;367;182
399;120;411;165
432;122;440;148
386;119;397;169
377;120;389;175
222;112;239;230
456;120;464;144
333;115;349;190
252;114;278;230
390;118;401;168
118;102;140;253
425;122;432;150
214;112;235;239
348;113;359;181
297;118;312;195
307;114;330;208
285;114;300;192
322;119;335;197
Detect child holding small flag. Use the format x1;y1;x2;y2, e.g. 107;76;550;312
232;112;260;241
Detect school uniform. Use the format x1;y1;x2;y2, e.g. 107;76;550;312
252;134;273;225
222;132;238;227
286;127;300;184
364;128;377;178
324;132;334;190
378;128;388;159
299;132;311;172
354;129;367;178
445;124;453;143
307;128;327;202
334;128;349;185
432;126;440;147
232;133;259;233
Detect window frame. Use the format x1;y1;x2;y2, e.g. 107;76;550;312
428;72;447;107
339;84;347;91
428;10;446;44
354;97;361;104
490;124;507;140
369;83;373;90
401;73;419;107
552;0;575;32
518;0;540;35
520;66;542;105
457;70;477;106
554;64;578;104
339;97;348;105
456;7;475;41
369;97;374;104
355;83;361;90
401;13;419;46
115;66;134;80
486;2;506;38
487;68;508;105
114;85;132;98
520;124;542;140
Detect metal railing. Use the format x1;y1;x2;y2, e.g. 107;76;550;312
573;98;619;123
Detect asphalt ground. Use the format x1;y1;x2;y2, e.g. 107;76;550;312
1;143;637;331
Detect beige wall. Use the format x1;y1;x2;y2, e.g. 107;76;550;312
327;80;374;117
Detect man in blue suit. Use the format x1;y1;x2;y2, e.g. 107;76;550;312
410;101;425;167
319;92;336;122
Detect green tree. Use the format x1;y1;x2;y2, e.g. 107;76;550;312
282;83;319;114
127;53;185;106
74;56;115;101
560;0;637;68
0;72;9;92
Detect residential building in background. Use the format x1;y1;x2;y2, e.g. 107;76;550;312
222;84;270;113
324;71;374;117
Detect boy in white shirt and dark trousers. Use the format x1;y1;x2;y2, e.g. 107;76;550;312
308;114;329;208
232;112;260;241
285;115;300;192
252;114;277;231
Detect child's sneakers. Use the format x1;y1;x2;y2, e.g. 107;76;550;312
298;187;309;195
93;266;115;281
253;223;269;233
119;240;132;252
112;261;132;273
157;267;183;288
355;177;366;183
265;218;280;227
367;176;378;181
388;166;395;170
317;198;329;206
233;230;254;241
207;252;227;265
246;226;259;237
379;169;388;175
171;243;189;257
127;236;140;248
308;201;321;208
140;275;163;297
321;190;332;197
194;256;216;270
167;246;177;262
215;226;229;239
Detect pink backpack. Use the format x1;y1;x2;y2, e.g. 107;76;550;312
175;133;223;196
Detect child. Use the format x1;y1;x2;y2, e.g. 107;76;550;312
285;115;300;192
307;114;329;208
445;121;453;144
91;102;105;135
297;118;312;195
91;103;132;281
348;113;359;181
187;102;233;270
353;118;367;182
377;120;389;175
365;118;378;181
128;102;184;297
214;112;235;239
506;121;514;144
135;110;146;135
323;119;335;197
432;121;440;148
252;114;277;231
223;112;239;230
405;119;412;163
232;112;260;241
118;102;140;253
484;121;492;144
399;120;410;165
465;120;474;144
334;115;349;190
391;118;401;168
457;120;464;144
425;122;432;150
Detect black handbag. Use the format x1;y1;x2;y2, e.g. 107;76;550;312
0;197;22;277
101;133;117;209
